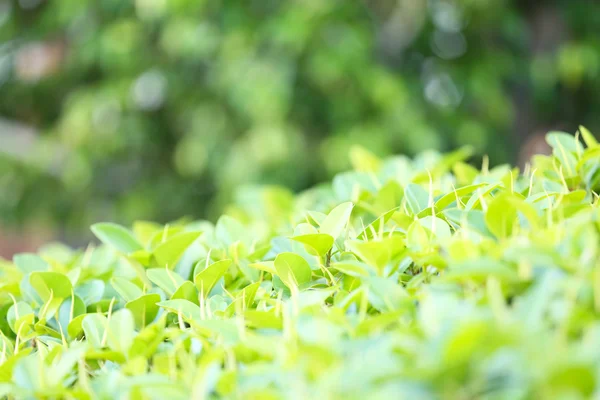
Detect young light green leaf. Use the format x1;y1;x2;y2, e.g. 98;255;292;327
319;202;354;239
418;216;452;241
7;302;34;334
157;299;201;322
485;193;539;239
224;282;261;317
146;268;185;296
405;183;430;215
248;261;276;275
546;132;579;177
434;183;486;210
126;294;161;328
357;208;398;240
152;231;202;268
47;343;87;384
406;220;431;252
546;131;580;153
216;215;248;246
244;310;283;330
194;259;232;298
346;236;405;272
291;233;334;256
29;271;73;301
82;314;108;349
329;261;373;277
110;277;143;302
579;125;598;148
91;223;143;254
67;314;87;338
133;220;163;247
107;308;135;353
172;281;199;304
349;145;381;172
57;296;86;331
13;253;49;274
274;253;312;289
368;277;410;312
306;211;327;227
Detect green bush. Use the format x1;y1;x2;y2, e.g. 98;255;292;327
0;127;599;398
1;1;599;234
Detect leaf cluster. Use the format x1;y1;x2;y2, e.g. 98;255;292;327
1;128;600;399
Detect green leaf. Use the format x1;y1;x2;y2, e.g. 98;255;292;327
157;299;201;322
216;215;248;246
129;322;165;359
110;277;143;302
224;282;260;317
414;146;474;183
13;253;49;274
306;211;327;227
485;193;539;239
30;271;73;301
445;258;518;282
349;145;381;172
329;261;373;277
418;216;452;241
244;310;282;330
7;302;34;334
579;125;598;148
133;220;163;247
319;202;354;239
406;220;430;251
147;268;185;296
464;183;501;211
357;208;398;241
126;294;161;328
546;131;580;153
238;282;260;309
368;181;403;214
47;344;87;384
546;132;579;177
346;236;405;272
172;281;199;304
67;314;87;338
0;350;32;383
129;250;152;265
57;296;86;333
91;223;143;254
75;280;105;306
405;183;430;215
82;314;107;349
85;350;126;363
291;234;334;256
368;277;410;312
435;183;486;210
274;253;312;289
13;355;43;392
148;226;184;250
248;261;276;275
107;308;135;353
453;161;479;185
194;259;231;298
152;231;202;268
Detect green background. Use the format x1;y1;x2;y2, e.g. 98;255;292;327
0;0;599;241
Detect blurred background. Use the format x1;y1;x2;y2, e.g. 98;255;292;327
0;0;599;257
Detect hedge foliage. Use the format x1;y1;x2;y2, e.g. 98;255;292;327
0;128;599;398
1;1;600;232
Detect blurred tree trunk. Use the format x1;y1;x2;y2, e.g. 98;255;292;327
0;226;52;259
514;1;567;167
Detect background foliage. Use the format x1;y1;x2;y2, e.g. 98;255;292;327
0;0;599;241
